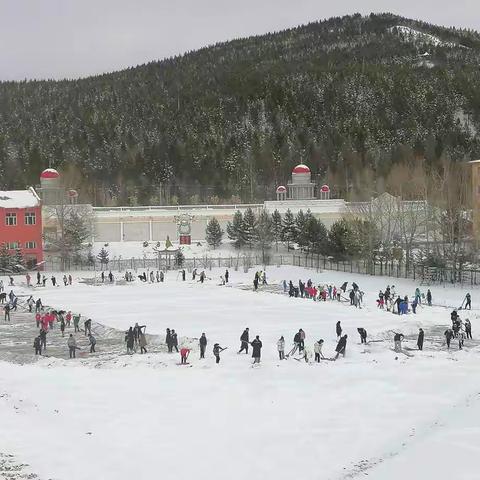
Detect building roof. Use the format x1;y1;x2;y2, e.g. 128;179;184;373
0;187;41;208
292;164;310;174
40;168;60;179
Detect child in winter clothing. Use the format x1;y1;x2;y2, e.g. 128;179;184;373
33;336;42;355
357;328;367;344
465;319;472;339
277;336;285;360
213;344;226;364
180;348;190;364
88;334;97;353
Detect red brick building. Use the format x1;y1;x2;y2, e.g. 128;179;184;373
0;187;43;269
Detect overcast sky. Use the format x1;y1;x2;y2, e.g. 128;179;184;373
1;0;479;81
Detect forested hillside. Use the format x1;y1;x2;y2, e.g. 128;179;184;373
1;12;480;205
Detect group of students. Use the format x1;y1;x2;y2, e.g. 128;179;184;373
125;323;148;354
253;270;267;290
283;278;360;304
32;271;74;288
31;300;95;358
120;268;214;285
376;286;433;314
444;310;473;350
277;325;349;362
2;289;18;320
198;326;349;366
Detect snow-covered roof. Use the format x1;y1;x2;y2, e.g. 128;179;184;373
0;187;41;208
40;168;60;179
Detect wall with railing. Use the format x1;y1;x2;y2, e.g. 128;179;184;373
41;253;480;286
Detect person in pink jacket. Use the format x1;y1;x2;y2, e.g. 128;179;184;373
41;314;49;331
65;311;72;327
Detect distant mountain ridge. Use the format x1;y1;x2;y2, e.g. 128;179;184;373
1;12;480;205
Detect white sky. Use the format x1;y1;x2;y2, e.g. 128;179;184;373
0;0;478;81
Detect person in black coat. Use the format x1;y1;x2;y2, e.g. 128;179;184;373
84;318;92;336
251;335;262;363
166;328;172;353
464;293;471;310
299;281;305;298
238;328;249;354
199;333;207;359
357;328;367;344
225;270;229;283
125;327;135;354
33;336;42;355
465;319;472;339
285;330;302;358
336;321;342;339
341;282;348;292
349;289;355;305
39;328;47;350
426;289;432;306
444;328;454;349
394;296;402;314
417;328;424;350
213;343;226;363
171;329;179;352
335;335;348;359
133;323;146;345
182;270;186;281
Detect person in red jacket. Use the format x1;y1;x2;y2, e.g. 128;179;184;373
180;348;190;364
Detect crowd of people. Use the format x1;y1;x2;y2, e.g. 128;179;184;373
0;267;477;365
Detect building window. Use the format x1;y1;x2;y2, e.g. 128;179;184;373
5;213;17;226
25;212;36;225
25;241;36;249
8;242;19;249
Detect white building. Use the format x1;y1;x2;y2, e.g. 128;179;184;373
38;164;425;244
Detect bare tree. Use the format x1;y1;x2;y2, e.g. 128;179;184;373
43;204;94;271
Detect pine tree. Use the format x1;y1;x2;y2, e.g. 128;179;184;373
0;243;12;272
174;249;185;268
271;209;283;251
96;247;110;266
205;217;224;249
256;209;273;262
281;209;297;249
328;219;351;260
13;248;25;271
227;210;244;249
87;249;95;266
304;217;329;254
242;207;258;248
295;210;308;250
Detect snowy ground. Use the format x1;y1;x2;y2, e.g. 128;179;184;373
1;267;480;479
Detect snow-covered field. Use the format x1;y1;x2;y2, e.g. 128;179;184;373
1;266;480;480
